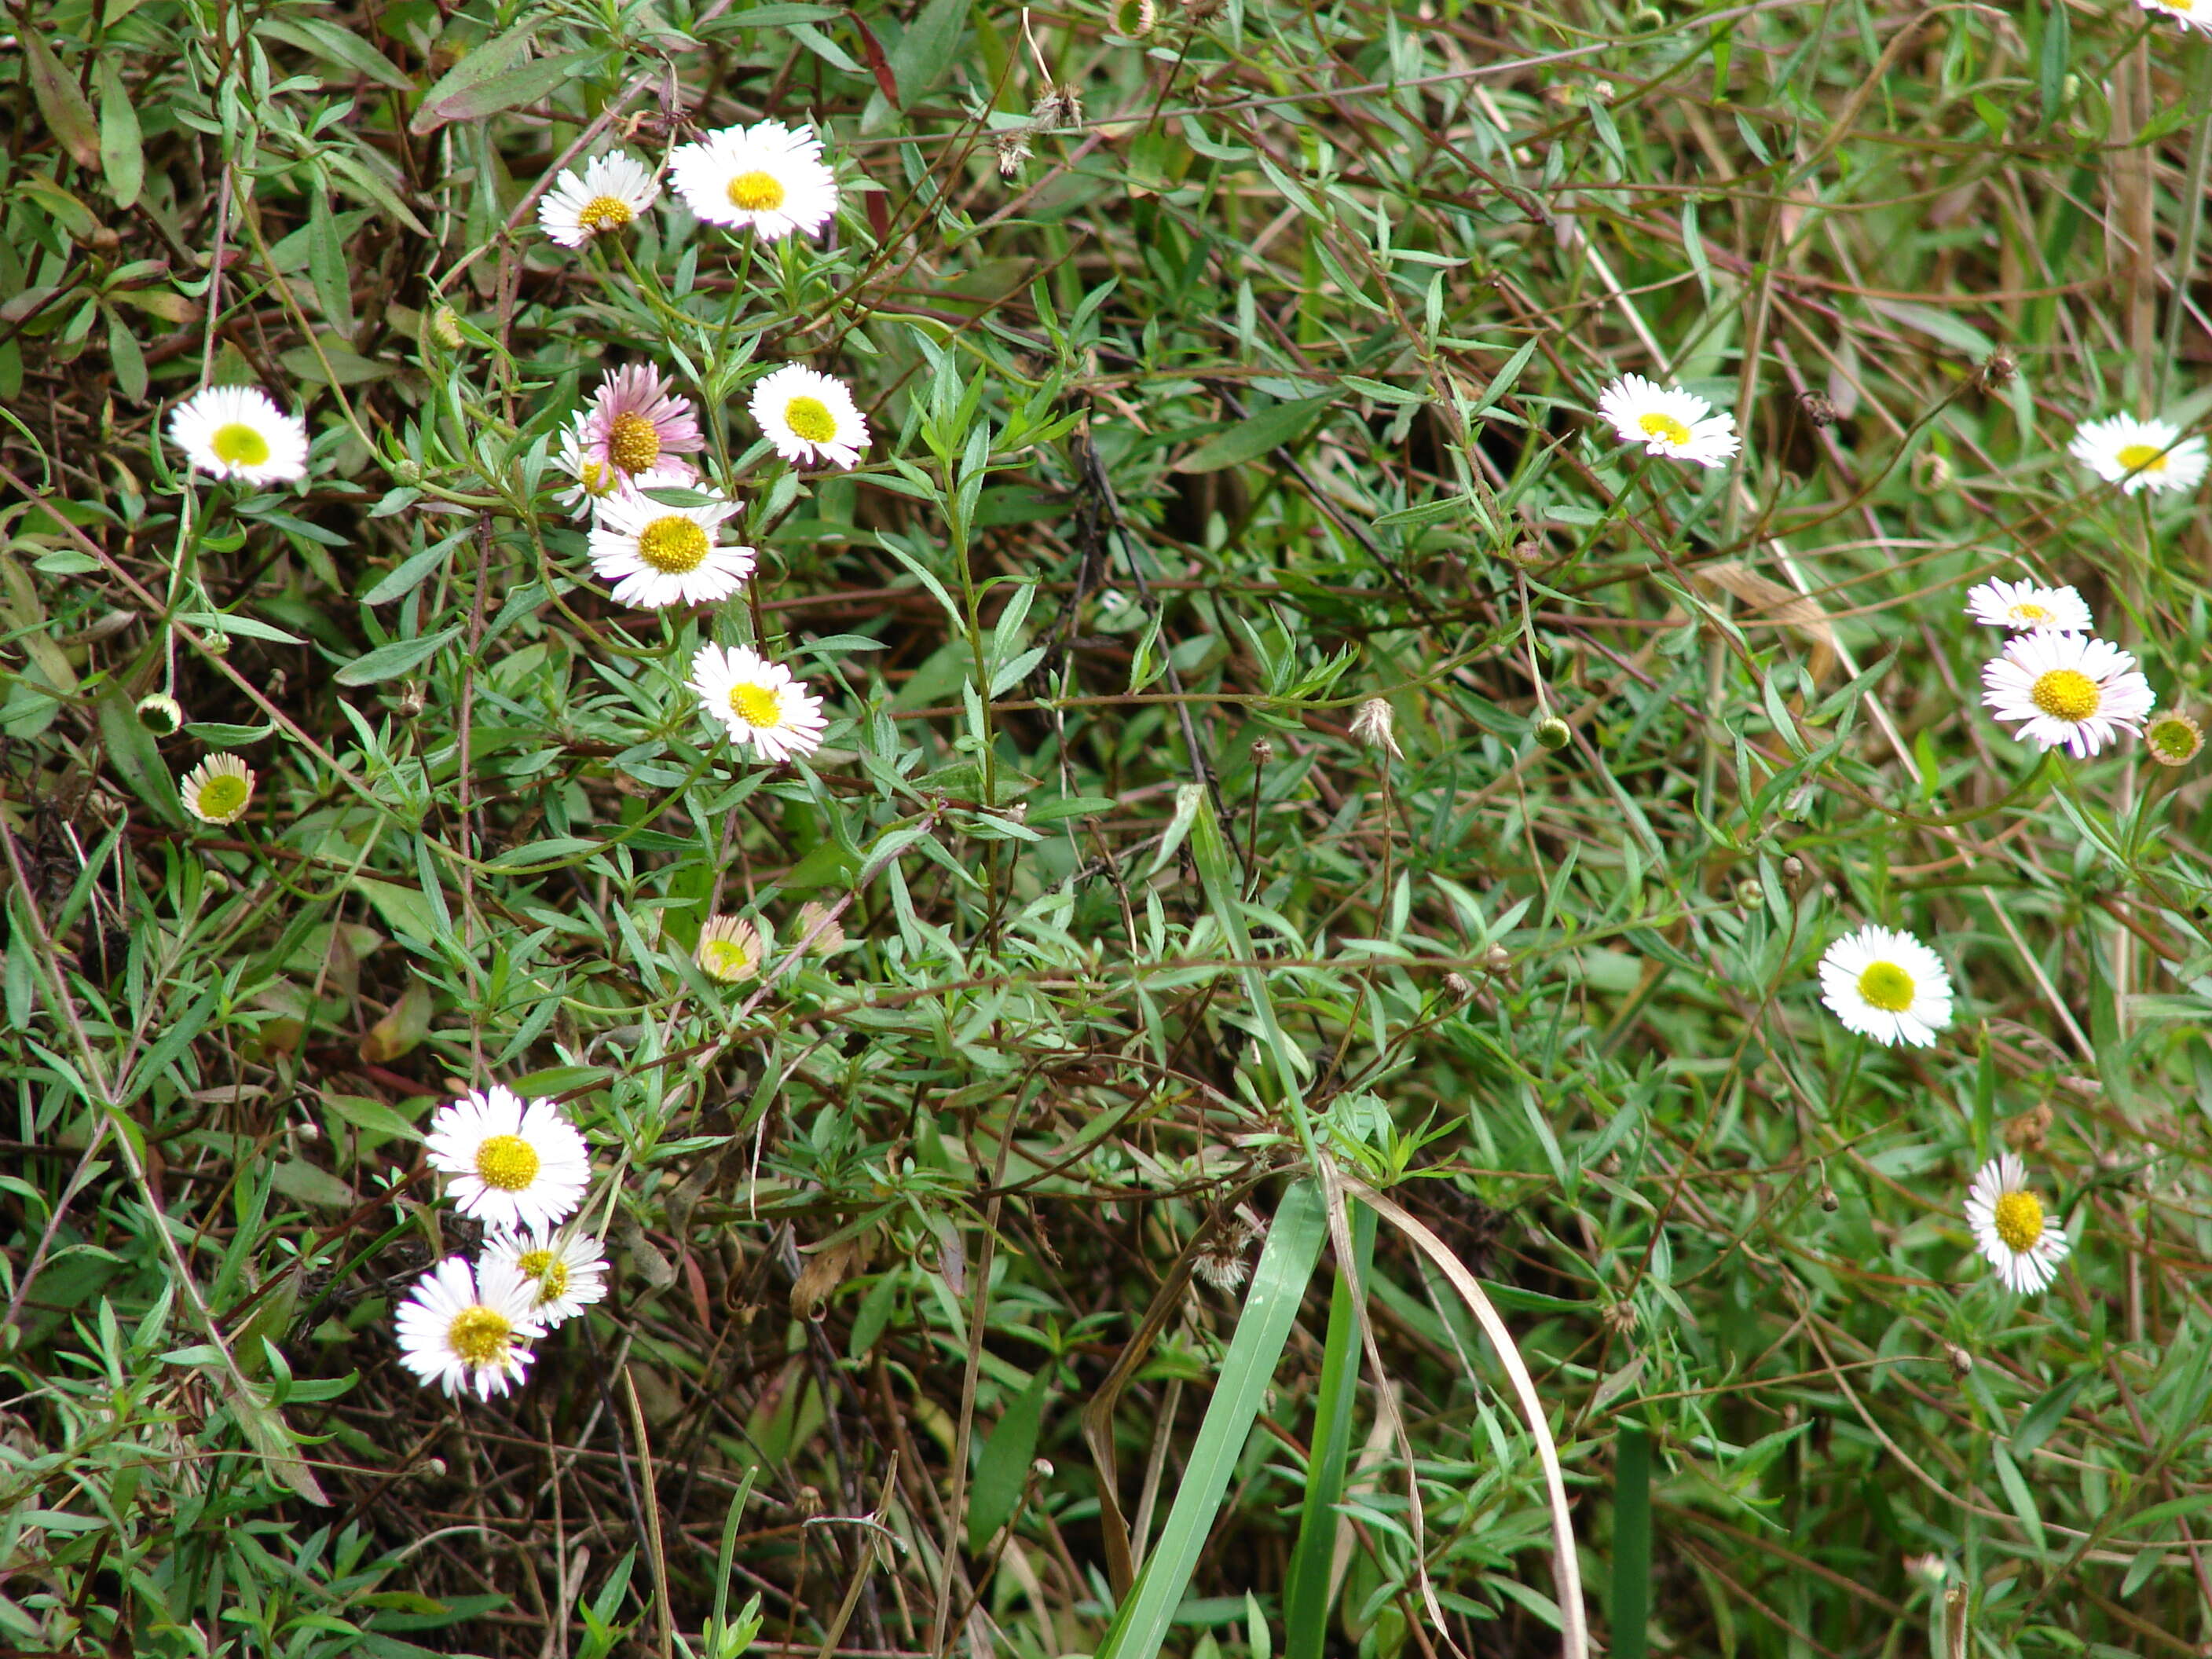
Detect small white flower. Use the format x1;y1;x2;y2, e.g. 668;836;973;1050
1817;925;1954;1048
2137;0;2212;35
587;471;756;609
394;1254;545;1400
482;1227;609;1328
687;643;829;762
2067;415;2209;496
424;1084;592;1233
749;365;869;470
1595;373;1741;468
1965;1153;2072;1295
666;119;838;240
1964;578;2093;634
1980;630;2155;758
167;385;310;485
180;754;255;825
537;152;661;248
696;914;767;982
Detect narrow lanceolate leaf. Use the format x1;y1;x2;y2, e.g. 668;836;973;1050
1283;1199;1378;1659
1094;1181;1330;1659
96;57;143;207
24;32;101;170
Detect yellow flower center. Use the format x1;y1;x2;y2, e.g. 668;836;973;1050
730;681;782;727
637;515;710;574
211;423;271;467
727;170;786;212
2116;443;2168;474
1638;411;1691;445
577;195;633;233
196;775;251;821
607;412;661;473
474;1133;542;1193
2030;667;2100;723
784;396;837;445
1991;1188;2045;1253
517;1248;569;1302
2007;602;2050;626
1855;961;1915;1013
446;1306;516;1367
700;938;756;980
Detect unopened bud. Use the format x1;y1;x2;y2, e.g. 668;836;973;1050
430;304;466;350
1351;698;1403;760
1818;1185;1839;1212
1781;855;1804;878
394;459;423;486
1483;943;1511;974
1504;536;1544;567
797;899;846;955
397;680;427;720
1444;972;1475;1002
136;692;185;736
1905;1554;1950;1589
1534;716;1572;751
201;628;231;656
1735;879;1764;910
1946;1343;1973;1379
1978;349;2017;391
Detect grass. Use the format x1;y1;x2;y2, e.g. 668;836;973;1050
5;0;2212;1654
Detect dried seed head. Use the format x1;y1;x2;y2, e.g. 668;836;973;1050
1444;971;1477;1003
1978;349;2017;391
1351;698;1403;760
1251;737;1276;767
2004;1101;2053;1154
797;899;846;955
1601;1299;1638;1335
994;128;1034;178
1031;83;1082;129
796;1485;825;1518
1797;390;1840;427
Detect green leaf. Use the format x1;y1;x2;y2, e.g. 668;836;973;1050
410;30;590;134
335;627;460;686
891;0;968;105
1610;1423;1652;1659
96;688;183;825
1174;395;1333;474
309;187;354;338
97;57;144;207
966;1368;1051;1552
1094;1181;1329;1659
1283;1201;1376;1659
24;33;100;170
1990;1442;2046;1555
175;611;306;646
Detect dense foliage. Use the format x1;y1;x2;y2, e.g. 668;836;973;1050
6;0;2212;1655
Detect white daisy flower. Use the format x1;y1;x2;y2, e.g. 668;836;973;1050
1964;578;2093;634
553;417;629;516
749;364;869;470
1965;1153;2071;1295
696;914;767;982
1595;373;1741;468
2067;415;2209;496
1980;630;2155;758
482;1227;609;1328
587;470;756;610
1817;925;1954;1048
393;1254;545;1400
180;754;255;825
2137;0;2212;35
687;643;829;762
537;152;660;248
666;119;838;240
424;1084;591;1233
167;385;310;485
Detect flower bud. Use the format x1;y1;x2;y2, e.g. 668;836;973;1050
1534;716;1572;751
136;692;185;736
1946;1342;1973;1379
397;680;427;720
1978;349;2017;392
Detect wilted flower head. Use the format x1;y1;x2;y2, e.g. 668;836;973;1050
2143;711;2203;767
1350;698;1401;760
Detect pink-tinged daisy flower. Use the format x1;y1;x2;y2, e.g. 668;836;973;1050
667;120;838;240
574;364;706;484
394;1254;545;1400
587;470;756;609
1980;631;2155;758
2137;0;2212;36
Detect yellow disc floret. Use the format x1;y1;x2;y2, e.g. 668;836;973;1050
1639;412;1692;445
727;170;787;212
784;396;837;444
638;516;710;574
607;412;661;473
2116;443;2170;473
474;1133;542;1193
730;681;782;727
2030;668;2100;723
447;1306;515;1366
211;423;272;467
577;196;633;233
1991;1188;2045;1253
1855;961;1916;1013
